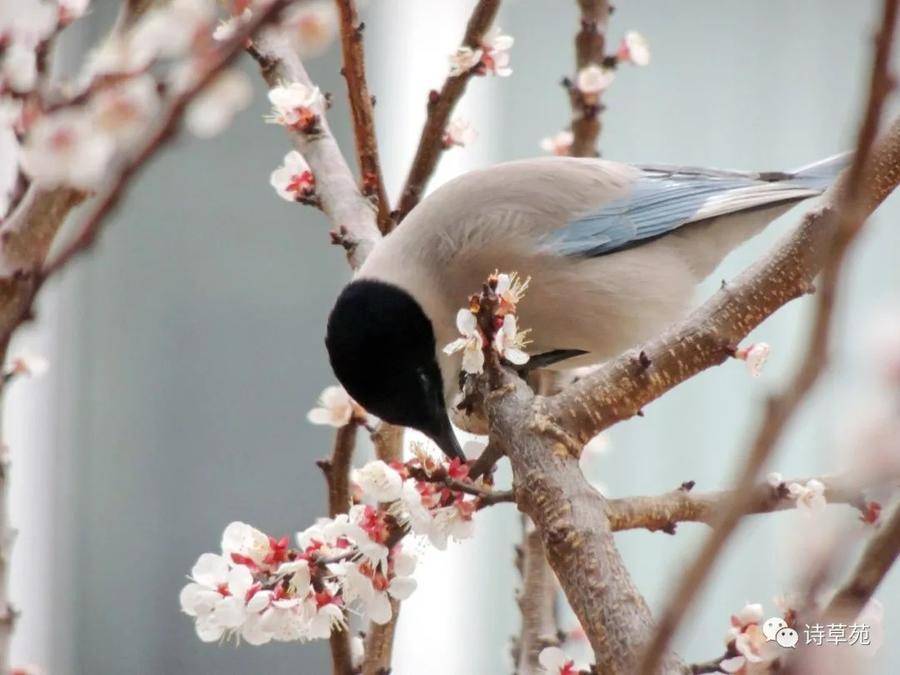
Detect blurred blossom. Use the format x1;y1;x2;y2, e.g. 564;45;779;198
480;27;514;77
576;64;615;95
788;478;827;515
617;31;651;66
280;0;339;58
58;0;91;24
540;130;574;156
8;353;50;378
21;109;115;189
185;69;253;138
735;342;770;377
538;646;577;674
448;46;483;76
442;117;477;148
132;0;216;61
89;75;160;146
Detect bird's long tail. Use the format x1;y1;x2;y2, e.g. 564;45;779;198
789;152;852;191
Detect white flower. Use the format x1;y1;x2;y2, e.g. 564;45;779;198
494;272;530;313
326;506;389;569
353;460;403;502
21;110;115;189
443;309;485;375
307;385;356;427
538;646;576;674
493;314;529;365
8;353;50;378
0;118;18;219
540;130;574;156
81;35;155;81
427;504;475;550
281;0;339;58
788;479;827;515
0;0;56;51
442;117;477;148
448;46;483;76
179;554;261;642
266;82;324;129
732;603;764;628
481;27;513;77
275;559;312;596
270;150;316;202
576;64;615;95
617;31;651;66
736;342;770;377
89;75;160;146
334;553;416;625
132;0;216;61
306;599;346;639
221;521;271;567
399;480;435;536
1;42;39;92
185;69;253;138
766;472;784;488
58;0;91;23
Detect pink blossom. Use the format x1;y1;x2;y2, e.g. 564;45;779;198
617;31;651;66
540;130;574;156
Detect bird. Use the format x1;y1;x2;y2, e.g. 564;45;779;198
325;153;848;461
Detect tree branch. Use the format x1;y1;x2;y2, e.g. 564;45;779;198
825;500;900;622
568;0;611;157
335;0;392;234
361;422;404;675
394;0;502;221
515;523;561;674
605;474;878;533
637;3;898;670
249;30;381;268
316;422;360;675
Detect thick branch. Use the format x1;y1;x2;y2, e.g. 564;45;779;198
250;31;381;268
825;500;900;622
516;524;560;674
486;372;686;674
394;0;502;221
568;0;610;157
605;475;874;533
335;0;392;234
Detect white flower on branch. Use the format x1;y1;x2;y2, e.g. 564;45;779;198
480;27;514;77
1;43;40;93
0;0;57;91
221;521;272;569
270;150;316;202
443;308;485;375
442;117;477;148
280;0;339;58
331;550;417;625
576;64;616;96
89;75;160;147
351;635;365;669
731;602;764;628
185;68;253;138
495;271;530;315
266;81;324;132
766;472;784;488
538;646;577;675
21;109;115;189
448;46;483;77
307;384;357;427
353;460;404;502
540;130;574;156
493;314;529;365
735;342;770;377
617;31;651;66
787;478;826;515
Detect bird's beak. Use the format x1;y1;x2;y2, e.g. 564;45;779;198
430;413;466;462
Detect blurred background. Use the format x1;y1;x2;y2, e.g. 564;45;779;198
5;0;899;673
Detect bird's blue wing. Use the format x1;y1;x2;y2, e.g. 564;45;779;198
542;154;848;258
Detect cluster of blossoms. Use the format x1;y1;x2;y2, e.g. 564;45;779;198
766;474;828;516
720;603;782;673
181;446;494;643
265;81;325;204
448;27;514;78
442;117;478;149
444;271;531;375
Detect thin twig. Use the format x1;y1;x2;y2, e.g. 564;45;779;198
335;0;392;234
568;0;611;157
637;3;899;671
605;473;880;533
394;0;502;221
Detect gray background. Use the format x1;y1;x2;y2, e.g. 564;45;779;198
5;1;899;673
